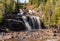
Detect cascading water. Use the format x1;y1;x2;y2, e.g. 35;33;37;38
4;15;42;31
35;16;41;29
28;16;35;29
27;16;41;30
17;9;42;30
22;16;32;30
4;8;43;31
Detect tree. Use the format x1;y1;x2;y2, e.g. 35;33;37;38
0;0;17;22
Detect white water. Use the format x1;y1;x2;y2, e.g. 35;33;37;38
27;16;41;30
35;16;41;29
19;9;41;30
6;15;42;31
32;16;41;29
29;16;35;29
22;16;32;30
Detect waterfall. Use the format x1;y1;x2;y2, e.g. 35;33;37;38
26;16;41;30
22;16;32;31
19;9;42;30
29;16;35;29
32;16;41;29
4;15;42;31
35;16;41;29
31;16;39;29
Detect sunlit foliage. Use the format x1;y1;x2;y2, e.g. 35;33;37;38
0;0;60;27
0;0;16;22
29;0;60;27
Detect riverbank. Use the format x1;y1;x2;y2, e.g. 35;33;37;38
0;29;60;41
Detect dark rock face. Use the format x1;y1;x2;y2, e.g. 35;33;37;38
40;20;46;29
4;18;26;31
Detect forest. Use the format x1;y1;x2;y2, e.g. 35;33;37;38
0;0;60;28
